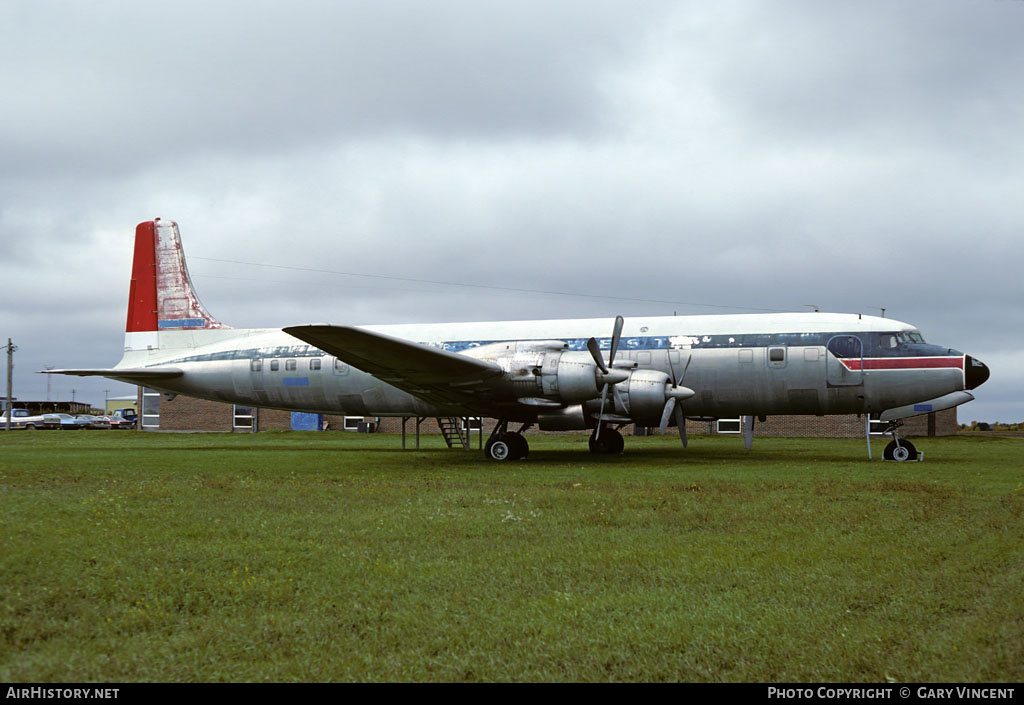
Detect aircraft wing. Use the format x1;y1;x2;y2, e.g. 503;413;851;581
283;324;506;410
43;367;184;384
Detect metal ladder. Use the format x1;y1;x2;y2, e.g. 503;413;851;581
436;417;470;449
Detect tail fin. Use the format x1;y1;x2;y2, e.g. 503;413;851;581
125;219;229;349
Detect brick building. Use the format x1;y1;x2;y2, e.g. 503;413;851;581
142;389;957;439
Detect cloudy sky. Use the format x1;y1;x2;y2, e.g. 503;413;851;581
2;0;1021;423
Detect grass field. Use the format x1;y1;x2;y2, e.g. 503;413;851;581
1;431;1021;682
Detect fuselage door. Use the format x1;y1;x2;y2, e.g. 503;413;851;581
826;335;864;387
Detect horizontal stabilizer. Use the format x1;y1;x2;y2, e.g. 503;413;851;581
42;367;184;384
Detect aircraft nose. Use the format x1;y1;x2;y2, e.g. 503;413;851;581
965;356;990;390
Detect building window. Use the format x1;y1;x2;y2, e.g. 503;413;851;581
309;359;321;371
250;359;262;372
461;417;483;432
716;418;741;434
233;405;255;429
343;416;362;431
285;359;297;371
141;388;161;428
270;360;280;372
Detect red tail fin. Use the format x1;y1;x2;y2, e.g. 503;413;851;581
125;219;229;333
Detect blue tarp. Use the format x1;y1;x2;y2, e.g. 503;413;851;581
290;412;323;431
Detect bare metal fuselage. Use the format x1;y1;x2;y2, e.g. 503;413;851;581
118;313;971;426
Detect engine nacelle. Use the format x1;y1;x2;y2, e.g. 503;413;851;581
542;351;604;402
619;369;672;424
537;405;591;431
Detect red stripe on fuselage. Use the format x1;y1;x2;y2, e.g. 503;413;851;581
840;357;964;371
126;221;158;332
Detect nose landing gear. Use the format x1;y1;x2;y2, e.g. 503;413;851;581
880;420;921;462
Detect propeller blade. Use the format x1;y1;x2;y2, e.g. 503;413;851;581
595;383;609;440
680;353;692;381
666;350;678;386
586;337;608;374
674;404;688;447
659;397;676;434
608;316;624;366
612;385;628;415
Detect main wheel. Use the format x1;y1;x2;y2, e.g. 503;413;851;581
589;427;624;455
509;433;529;460
485;432;527;461
883;439;918;462
485;434;513;460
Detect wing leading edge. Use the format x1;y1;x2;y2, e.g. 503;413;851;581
283;324;506;410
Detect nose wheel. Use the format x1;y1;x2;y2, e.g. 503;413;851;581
880;420;919;462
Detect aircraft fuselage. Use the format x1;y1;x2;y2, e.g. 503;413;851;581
121;312;982;428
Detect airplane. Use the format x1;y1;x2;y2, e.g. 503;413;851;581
48;219;990;461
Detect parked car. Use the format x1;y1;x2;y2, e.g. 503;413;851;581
0;409;61;430
76;415;111;429
101;415;134;429
110;408;138;428
51;413;91;430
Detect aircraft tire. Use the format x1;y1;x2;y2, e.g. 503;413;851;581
588;428;624;455
509;433;529;460
883;439;918;462
485;433;527;461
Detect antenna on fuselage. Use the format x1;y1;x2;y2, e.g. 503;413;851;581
803;304;820;312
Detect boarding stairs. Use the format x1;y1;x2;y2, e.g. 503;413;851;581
436;417;470;449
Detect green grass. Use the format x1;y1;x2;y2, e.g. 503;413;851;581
1;431;1022;682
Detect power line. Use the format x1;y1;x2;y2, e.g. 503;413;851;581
191;256;791;313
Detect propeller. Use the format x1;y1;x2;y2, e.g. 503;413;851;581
659;351;693;446
587;316;628;440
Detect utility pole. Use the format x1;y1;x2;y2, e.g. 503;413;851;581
4;339;15;432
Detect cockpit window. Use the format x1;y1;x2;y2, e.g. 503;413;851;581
879;333;898;349
898;330;926;344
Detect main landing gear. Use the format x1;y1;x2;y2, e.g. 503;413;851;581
880;420;920;462
483;420;530;461
589;425;624;455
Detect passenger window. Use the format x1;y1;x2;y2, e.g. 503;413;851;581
285;359;297;371
769;348;785;362
250;360;262;372
334;358;348;372
309;359;321;371
270;360;280;372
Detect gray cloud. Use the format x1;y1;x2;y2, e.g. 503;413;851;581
1;1;1021;423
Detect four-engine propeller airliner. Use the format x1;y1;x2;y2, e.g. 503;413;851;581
49;219;990;461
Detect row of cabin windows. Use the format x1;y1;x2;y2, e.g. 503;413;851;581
251;358;347;372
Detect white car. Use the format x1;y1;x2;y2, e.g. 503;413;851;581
0;409;61;430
